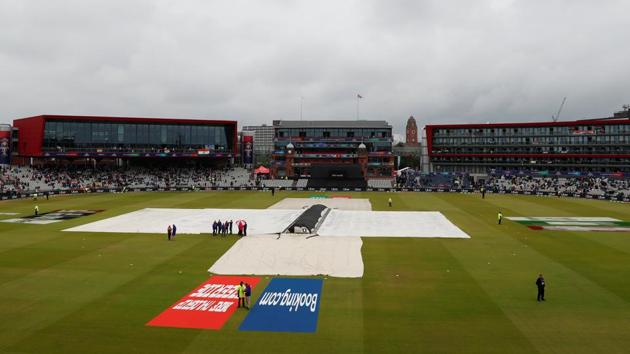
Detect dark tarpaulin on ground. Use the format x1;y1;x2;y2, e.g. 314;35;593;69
285;204;328;233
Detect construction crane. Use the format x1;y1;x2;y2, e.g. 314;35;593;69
552;97;567;122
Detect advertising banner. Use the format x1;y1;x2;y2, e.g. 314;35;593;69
0;210;102;224
0;126;10;165
239;278;323;333
242;134;254;165
147;275;260;330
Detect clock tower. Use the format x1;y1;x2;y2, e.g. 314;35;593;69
405;116;419;146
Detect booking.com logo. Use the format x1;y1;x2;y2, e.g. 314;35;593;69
239;278;323;333
257;288;319;312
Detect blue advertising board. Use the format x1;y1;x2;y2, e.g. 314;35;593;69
239;278;323;333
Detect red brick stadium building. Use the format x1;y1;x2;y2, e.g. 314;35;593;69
425;112;630;173
12;115;237;166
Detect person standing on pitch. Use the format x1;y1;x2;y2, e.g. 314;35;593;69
229;220;233;235
243;221;248;236
172;224;177;238
497;211;503;225
34;205;39;216
388;197;392;207
536;273;546;301
245;283;252;309
481;186;486;199
271;187;275;196
237;281;245;308
167;225;172;241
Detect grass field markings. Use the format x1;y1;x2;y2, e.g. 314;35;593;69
480;194;630;255
0;227;137;285
482;195;577;219
575;232;630;256
546;195;630;217
178;278;355;354
1;235;214;352
359;238;538;353
522;197;630;242
9;237;243;354
1;192;630;353
438;196;630;353
0;240;124;286
516;230;630;303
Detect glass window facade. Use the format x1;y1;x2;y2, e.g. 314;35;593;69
42;120;234;152
275;128;391;139
427;122;630;172
271;123;394;178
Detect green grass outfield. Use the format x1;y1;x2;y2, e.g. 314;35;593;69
1;191;630;354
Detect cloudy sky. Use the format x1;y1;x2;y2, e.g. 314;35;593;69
1;0;628;134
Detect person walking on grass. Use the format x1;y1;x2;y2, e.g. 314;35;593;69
536;274;546;301
388;197;392;207
167;225;172;241
34;205;39;216
497;211;503;225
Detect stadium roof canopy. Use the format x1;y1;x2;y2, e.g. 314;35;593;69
275;120;391;129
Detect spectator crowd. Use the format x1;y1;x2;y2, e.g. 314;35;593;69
1;165;254;195
395;168;629;198
2;165;629;199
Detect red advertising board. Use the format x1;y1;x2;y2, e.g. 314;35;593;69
242;134;253;165
0;127;10;165
147;275;260;330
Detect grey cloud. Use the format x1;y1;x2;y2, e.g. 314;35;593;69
1;0;629;134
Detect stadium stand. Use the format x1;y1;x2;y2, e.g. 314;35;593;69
484;175;630;198
396;169;471;189
0;166;255;193
1;165;628;199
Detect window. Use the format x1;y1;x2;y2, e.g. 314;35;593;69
117;125;124;143
137;124;148;144
323;131;330;138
